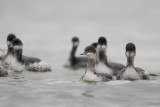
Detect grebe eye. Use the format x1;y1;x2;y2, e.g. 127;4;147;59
89;50;92;52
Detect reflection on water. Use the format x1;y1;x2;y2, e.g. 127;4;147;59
82;90;95;98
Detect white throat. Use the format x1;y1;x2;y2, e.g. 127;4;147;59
13;45;23;50
86;53;96;59
73;42;79;47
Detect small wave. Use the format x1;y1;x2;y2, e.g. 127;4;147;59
149;80;160;84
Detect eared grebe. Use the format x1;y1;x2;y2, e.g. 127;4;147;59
96;37;124;76
81;45;113;82
67;37;88;69
91;42;98;48
0;66;8;77
12;38;51;72
117;43;150;80
2;34;16;63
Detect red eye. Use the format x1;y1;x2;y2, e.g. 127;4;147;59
89;50;92;52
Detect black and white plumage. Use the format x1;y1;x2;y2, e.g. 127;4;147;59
67;37;88;69
0;66;8;77
11;38;51;72
81;45;113;82
2;34;16;63
117;43;150;80
96;37;125;76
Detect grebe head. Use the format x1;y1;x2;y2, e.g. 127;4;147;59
72;37;79;47
12;38;23;51
125;43;136;58
97;37;107;51
81;45;96;58
7;34;16;47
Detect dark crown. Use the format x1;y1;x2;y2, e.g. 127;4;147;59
85;45;96;53
7;34;16;42
98;37;107;45
126;43;136;51
72;37;79;42
12;38;23;46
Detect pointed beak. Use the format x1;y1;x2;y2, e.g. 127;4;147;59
80;52;87;55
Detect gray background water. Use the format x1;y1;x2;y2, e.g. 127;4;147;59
0;0;160;107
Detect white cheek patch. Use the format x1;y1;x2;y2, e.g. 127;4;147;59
7;41;11;46
131;52;135;57
126;52;135;57
97;45;100;49
97;45;106;51
102;45;106;49
125;52;129;57
13;45;23;50
73;42;79;46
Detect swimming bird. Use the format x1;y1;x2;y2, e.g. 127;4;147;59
67;37;88;69
81;45;113;82
117;43;150;80
96;37;125;76
2;34;16;63
11;38;51;72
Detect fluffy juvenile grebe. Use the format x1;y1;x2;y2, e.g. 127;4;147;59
81;45;113;82
68;37;88;68
117;43;150;80
12;38;51;72
96;37;124;76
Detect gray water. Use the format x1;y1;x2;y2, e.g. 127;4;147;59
0;0;160;107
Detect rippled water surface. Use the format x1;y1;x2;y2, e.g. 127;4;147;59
0;0;160;107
